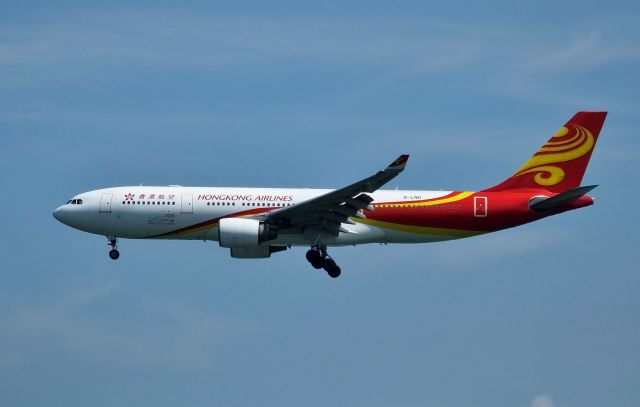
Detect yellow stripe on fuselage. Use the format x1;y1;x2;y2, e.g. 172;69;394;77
374;191;474;208
355;217;483;238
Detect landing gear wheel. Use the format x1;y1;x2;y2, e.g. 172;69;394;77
323;258;341;278
327;267;341;278
306;249;325;269
306;245;341;277
107;236;120;260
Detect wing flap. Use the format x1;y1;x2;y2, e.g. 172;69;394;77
345;194;375;210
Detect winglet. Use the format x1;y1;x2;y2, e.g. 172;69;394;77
387;154;410;171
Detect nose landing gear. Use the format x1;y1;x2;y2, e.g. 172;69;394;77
306;246;341;278
107;236;120;260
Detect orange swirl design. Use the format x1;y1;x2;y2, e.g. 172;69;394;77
512;125;594;186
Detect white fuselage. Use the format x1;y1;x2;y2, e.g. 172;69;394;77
53;186;463;247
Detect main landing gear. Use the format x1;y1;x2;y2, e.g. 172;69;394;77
306;246;341;278
107;236;120;260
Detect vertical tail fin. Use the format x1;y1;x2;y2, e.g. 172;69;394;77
484;111;607;193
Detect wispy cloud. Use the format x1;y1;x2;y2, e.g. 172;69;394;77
528;32;640;74
1;12;638;114
531;394;556;407
0;15;481;74
0;281;256;369
482;26;640;110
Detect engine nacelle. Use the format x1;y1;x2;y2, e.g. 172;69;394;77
218;218;277;248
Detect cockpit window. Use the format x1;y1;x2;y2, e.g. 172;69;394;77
66;200;72;204
66;199;83;205
76;199;83;205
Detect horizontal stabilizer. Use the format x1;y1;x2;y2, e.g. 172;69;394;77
530;185;598;212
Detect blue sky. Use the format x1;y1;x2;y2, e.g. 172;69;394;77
1;1;639;406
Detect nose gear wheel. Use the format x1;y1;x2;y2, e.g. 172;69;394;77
107;236;120;260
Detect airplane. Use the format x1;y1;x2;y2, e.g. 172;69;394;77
53;111;607;278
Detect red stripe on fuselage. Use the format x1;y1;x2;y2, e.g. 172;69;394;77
366;192;567;232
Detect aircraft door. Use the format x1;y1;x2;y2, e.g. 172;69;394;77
474;196;487;217
181;194;193;214
99;193;113;213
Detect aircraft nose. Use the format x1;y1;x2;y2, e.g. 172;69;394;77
53;206;68;224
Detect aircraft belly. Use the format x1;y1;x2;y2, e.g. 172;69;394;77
382;228;462;243
332;222;387;246
114;211;215;239
268;222;387;247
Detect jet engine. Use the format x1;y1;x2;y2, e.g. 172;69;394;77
218;218;277;248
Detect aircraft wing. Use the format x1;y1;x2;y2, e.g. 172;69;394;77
262;155;409;236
